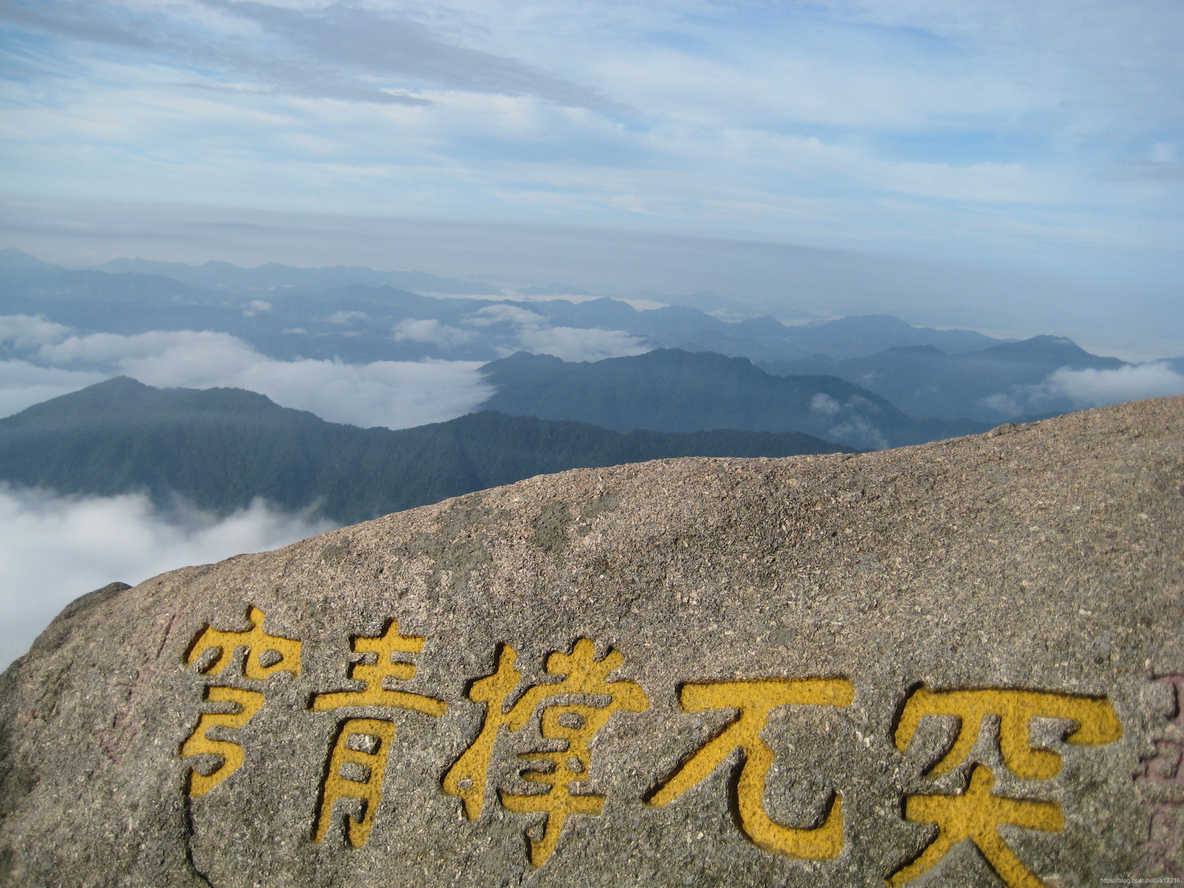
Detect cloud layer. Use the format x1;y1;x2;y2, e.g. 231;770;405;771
983;363;1184;417
459;303;648;362
2;324;495;428
0;304;645;669
0;485;333;669
1044;363;1184;407
2;0;1181;296
0;301;656;424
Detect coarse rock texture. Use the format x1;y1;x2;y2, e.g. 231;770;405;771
1;396;1182;887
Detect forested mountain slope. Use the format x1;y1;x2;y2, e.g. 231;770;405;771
0;377;852;524
761;335;1129;423
478;349;986;449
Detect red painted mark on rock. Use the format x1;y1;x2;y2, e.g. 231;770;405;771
1135;675;1184;877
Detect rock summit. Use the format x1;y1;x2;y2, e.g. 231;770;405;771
1;396;1182;886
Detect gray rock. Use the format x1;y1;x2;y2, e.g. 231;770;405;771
2;396;1182;887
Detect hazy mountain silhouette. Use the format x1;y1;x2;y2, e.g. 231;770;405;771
478;349;986;449
0;253;1002;369
99;257;504;296
0;250;1148;426
761;335;1129;422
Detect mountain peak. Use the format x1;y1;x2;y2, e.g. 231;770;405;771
0;377;289;431
0;247;55;272
977;335;1124;369
3;394;1177;883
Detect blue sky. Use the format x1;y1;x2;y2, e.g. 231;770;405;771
1;0;1182;351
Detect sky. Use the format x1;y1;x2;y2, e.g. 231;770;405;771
0;1;1181;345
1;0;1183;667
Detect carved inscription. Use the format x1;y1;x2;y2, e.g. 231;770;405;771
890;764;1063;888
186;605;302;681
180;686;265;797
443;639;649;866
180;607;302;797
894;685;1123;780
309;619;445;848
313;719;397;848
646;678;854;860
175;606;1130;877
890;685;1122;887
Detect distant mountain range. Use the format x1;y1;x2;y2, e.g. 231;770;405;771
478;349;986;449
760;335;1130;424
2;248;1176;435
98;257;505;297
0;377;851;525
0;249;1006;367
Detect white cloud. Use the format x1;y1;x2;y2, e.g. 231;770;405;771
810;393;842;417
465;303;545;328
824;415;889;452
0;314;73;349
8;310;635;425
39;329;241;367
224;355;493;429
459;303;647;361
513;325;647;362
806;392;890;449
33;329;493;429
0;312;646;428
983;362;1184;416
393;317;475;347
979;391;1027;417
0;317;109;416
327;310;367;324
0;486;334;671
1045;363;1184;407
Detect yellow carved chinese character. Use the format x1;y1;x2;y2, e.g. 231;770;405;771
310;619;447;717
888;764;1064;888
310;619;445;849
500;704;614;866
180;685;265;797
185;605;302;680
312;718;397;849
443;639;649;867
894;686;1122;780
442;644;522;821
646;677;854;860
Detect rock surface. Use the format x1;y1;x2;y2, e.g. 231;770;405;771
1;396;1182;887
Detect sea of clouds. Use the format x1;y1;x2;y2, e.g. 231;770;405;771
0;320;488;667
393;303;648;363
2;309;1182;669
0;311;654;666
2;321;495;429
0;487;334;670
0;308;652;424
